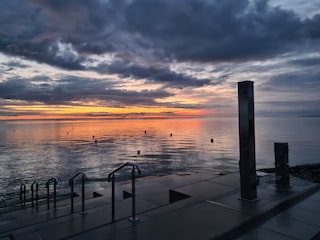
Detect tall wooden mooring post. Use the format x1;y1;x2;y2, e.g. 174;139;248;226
238;81;257;201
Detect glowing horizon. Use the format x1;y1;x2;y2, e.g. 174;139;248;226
0;102;212;120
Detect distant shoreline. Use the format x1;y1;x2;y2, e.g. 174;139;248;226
299;115;320;118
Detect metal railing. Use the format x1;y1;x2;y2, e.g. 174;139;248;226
108;162;141;223
31;181;39;208
69;172;86;215
46;177;58;210
20;183;26;207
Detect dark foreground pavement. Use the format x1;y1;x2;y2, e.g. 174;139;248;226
1;171;319;240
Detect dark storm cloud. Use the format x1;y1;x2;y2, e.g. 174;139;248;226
1;0;320;68
124;0;318;62
304;13;320;39
99;61;212;88
0;0;110;70
0;39;85;70
0;77;173;106
260;70;320;92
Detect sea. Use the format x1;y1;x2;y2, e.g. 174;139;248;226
0;117;319;208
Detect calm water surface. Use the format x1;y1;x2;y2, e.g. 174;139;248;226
0;117;319;207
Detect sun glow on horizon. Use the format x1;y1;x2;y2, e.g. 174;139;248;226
0;103;211;121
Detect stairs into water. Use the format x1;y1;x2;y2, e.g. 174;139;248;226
0;173;208;240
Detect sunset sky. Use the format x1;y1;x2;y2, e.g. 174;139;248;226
0;0;320;119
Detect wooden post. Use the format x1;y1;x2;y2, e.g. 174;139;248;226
238;81;257;201
274;143;289;188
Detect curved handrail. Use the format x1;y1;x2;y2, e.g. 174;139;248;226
46;177;58;210
46;177;58;186
31;181;39;208
69;172;86;182
108;162;142;223
108;162;141;181
69;172;86;214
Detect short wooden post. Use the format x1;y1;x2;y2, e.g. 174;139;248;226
274;143;289;188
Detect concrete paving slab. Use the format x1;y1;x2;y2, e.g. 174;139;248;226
261;215;319;240
172;180;236;201
295;198;320;214
29;213;108;240
121;183;171;206
210;188;294;216
138;191;170;206
236;227;297;240
209;172;241;188
0;205;70;233
211;175;319;217
278;206;320;227
125;173;218;191
0;191;116;234
65;216;149;240
0;196;90;231
142;197;195;218
125;202;250;240
310;191;320;201
66;201;251;240
9;196;159;240
121;173;219;206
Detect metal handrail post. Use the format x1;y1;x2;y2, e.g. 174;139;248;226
24;185;26;205
129;166;139;222
108;162;141;223
81;174;85;215
20;184;26;207
46;177;58;210
31;181;39;208
35;182;39;207
53;181;57;210
46;182;50;209
132;166;136;219
111;174;115;222
69;172;86;215
70;179;74;213
31;183;34;207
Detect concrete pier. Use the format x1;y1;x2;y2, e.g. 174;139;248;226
0;171;319;240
